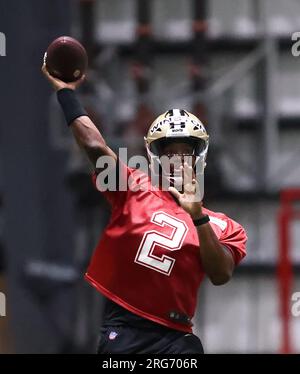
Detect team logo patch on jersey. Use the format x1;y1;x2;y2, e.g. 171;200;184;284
109;331;118;340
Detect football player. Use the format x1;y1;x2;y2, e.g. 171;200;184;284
42;64;247;354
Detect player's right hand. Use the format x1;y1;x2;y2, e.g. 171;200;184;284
168;162;203;219
41;56;85;92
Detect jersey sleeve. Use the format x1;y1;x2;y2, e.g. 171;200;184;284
91;158;130;207
219;217;247;266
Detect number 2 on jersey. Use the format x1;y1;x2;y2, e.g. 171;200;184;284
134;211;188;276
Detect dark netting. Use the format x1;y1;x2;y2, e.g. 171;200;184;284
0;243;5;273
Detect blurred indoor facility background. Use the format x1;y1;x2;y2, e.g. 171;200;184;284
0;0;300;353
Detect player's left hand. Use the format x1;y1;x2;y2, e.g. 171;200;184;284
168;162;204;220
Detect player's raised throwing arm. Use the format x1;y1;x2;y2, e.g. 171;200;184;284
41;64;117;167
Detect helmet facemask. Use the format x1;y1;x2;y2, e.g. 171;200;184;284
145;109;209;192
145;136;209;191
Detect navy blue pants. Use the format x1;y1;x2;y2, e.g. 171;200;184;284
97;324;204;354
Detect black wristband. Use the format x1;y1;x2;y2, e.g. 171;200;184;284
193;215;210;227
57;88;88;126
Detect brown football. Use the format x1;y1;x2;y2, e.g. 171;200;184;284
45;36;88;83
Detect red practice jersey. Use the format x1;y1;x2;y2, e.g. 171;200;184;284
85;162;247;333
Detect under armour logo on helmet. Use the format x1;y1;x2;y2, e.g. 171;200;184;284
169;122;186;129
